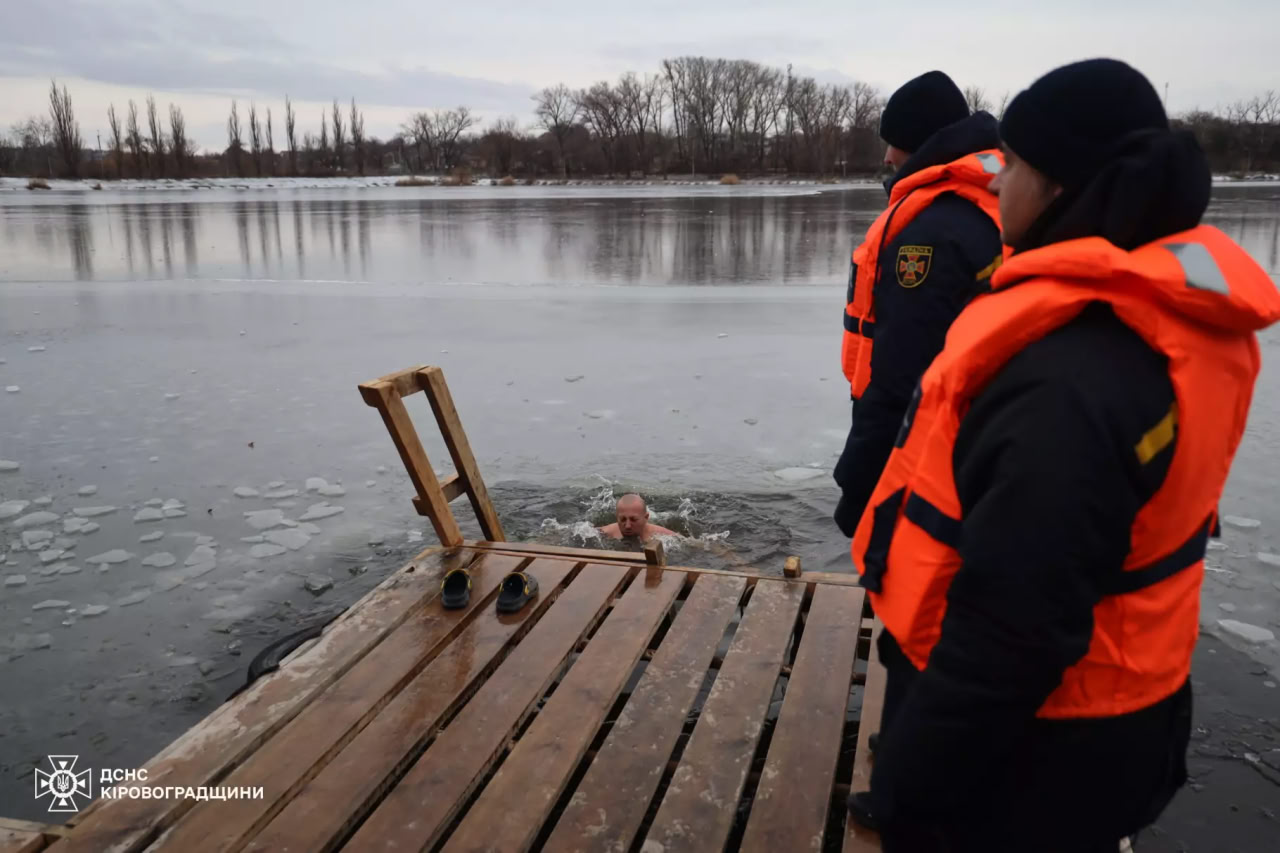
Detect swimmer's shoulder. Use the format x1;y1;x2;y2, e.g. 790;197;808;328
599;523;622;538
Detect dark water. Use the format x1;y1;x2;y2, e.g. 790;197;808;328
1;182;1278;847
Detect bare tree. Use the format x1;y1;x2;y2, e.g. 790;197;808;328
284;96;298;176
106;104;124;178
265;108;275;176
963;86;992;114
227;100;244;177
13;116;54;177
318;111;330;172
48;79;82;178
482;116;521;175
168;103;189;178
331;99;345;171
349;98;365;175
126;100;145;178
577;82;626;175
146;95;165;178
248;103;262;176
534;84;579;178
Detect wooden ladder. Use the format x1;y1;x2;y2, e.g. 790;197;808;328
358;365;504;547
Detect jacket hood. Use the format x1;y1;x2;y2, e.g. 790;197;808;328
885;111;1000;196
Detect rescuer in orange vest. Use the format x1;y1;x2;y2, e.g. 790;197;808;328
833;71;1003;537
846;59;1280;850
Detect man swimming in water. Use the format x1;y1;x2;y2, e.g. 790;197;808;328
599;494;676;541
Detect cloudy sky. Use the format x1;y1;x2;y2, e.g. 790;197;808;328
2;0;1277;152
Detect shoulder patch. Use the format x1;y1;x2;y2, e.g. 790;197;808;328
975;253;1004;282
896;245;933;288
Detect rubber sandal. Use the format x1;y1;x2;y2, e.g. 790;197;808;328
496;571;538;613
441;568;472;610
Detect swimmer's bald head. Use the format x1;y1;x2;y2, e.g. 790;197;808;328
615;494;649;538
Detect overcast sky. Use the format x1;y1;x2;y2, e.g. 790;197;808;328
2;0;1277;153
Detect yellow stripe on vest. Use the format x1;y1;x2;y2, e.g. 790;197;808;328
1135;403;1178;465
975;254;1004;282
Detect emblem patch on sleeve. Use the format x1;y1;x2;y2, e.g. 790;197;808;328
896;245;933;288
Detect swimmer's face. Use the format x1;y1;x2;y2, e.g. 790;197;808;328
616;503;648;538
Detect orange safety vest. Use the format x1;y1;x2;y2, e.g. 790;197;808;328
842;150;1004;399
851;224;1280;718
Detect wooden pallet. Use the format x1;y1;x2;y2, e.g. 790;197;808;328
38;366;883;853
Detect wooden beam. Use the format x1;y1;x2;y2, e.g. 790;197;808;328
361;365;429;400
361;381;462;547
418;367;506;542
644;540;666;567
843;620;886;853
783;556;802;578
740;585;865;853
460;543;866;588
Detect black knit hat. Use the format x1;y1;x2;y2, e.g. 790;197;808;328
879;71;970;153
1000;59;1169;189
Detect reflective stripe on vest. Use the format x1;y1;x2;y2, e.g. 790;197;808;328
842;149;1003;399
851;224;1280;719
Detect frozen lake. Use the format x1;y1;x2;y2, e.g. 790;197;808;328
1;181;1279;845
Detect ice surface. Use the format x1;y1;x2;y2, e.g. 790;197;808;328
317;484;346;497
304;575;333;594
86;549;133;565
1256;553;1280;568
184;546;217;566
116;591;152;607
244;509;288;530
163;509;187;518
1222;515;1262;530
82;605;108;617
1217;619;1276;644
78;485;98;496
141;552;177;568
144;499;164;507
298;503;345;522
22;530;54;548
5;386;19;393
263;489;298;499
264;528;311;551
5;575;28;587
13;512;60;528
0;460;20;472
249;543;287;559
772;467;826;482
33;496;53;506
305;477;328;492
139;531;165;542
32;600;70;611
27;346;46;352
73;506;117;518
0;500;30;519
133;508;165;522
233;487;261;498
38;550;65;564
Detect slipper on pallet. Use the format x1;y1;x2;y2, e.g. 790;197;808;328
441;568;472;610
496;571;539;613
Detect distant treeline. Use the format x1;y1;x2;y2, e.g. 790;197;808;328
3;66;1279;182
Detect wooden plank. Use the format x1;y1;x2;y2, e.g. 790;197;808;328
47;549;471;853
419;367;506;542
0;829;44;853
360;365;427;400
843;620;886;853
147;552;538;853
462;543;867;588
740;585;866;853
360;381;462;546
542;574;747;853
467;540;647;565
0;821;63;840
249;561;631;853
642;579;805;853
440;568;685;853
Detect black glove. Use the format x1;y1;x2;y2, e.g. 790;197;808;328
834;492;860;537
847;791;880;830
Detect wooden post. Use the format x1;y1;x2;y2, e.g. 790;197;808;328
644;541;666;567
418;367;505;542
783;556;802;578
